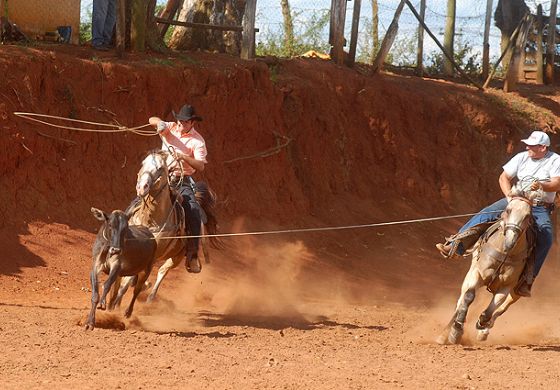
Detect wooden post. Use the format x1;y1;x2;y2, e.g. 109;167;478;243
241;0;257;60
504;16;532;92
347;0;362;66
482;0;493;79
545;0;557;84
116;0;127;54
372;0;406;73
536;4;544;85
443;0;456;76
158;0;181;39
331;0;347;65
416;0;426;76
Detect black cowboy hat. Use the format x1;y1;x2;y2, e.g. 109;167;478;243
173;104;202;122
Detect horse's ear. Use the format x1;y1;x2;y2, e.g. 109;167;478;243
91;207;108;222
509;185;523;198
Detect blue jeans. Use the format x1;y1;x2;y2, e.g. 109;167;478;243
178;181;202;260
457;198;553;277
92;0;116;46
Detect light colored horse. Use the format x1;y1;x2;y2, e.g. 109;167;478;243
124;150;220;302
437;185;537;344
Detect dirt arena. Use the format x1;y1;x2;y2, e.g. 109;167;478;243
1;44;560;389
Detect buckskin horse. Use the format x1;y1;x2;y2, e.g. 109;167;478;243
437;185;538;344
124;149;220;302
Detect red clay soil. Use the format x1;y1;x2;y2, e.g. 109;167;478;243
1;43;560;388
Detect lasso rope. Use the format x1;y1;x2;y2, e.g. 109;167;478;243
13;112;157;137
151;210;503;240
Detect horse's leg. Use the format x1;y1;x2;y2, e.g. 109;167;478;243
146;256;182;303
85;268;100;330
477;290;519;341
201;224;210;264
109;276;135;310
124;273;146;318
440;266;481;345
475;288;508;341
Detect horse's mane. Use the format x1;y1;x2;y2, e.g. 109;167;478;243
142;148;169;161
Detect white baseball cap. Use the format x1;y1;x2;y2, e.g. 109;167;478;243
521;130;550;146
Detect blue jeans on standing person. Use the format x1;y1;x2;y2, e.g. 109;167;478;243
92;0;116;47
455;197;553;277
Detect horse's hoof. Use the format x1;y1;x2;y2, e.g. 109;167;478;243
448;327;463;344
146;295;155;303
124;310;132;318
84;323;95;331
436;333;449;345
476;328;489;341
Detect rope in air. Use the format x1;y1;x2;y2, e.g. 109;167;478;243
13;112;157;136
151;210;503;240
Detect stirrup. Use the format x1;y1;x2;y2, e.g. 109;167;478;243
436;241;459;259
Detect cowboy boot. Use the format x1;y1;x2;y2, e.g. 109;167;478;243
515;281;533;297
186;255;201;273
435;241;461;259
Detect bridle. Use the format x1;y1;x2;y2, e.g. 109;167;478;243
138;154;169;200
503;196;532;236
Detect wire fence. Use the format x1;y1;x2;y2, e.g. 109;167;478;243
254;0;550;67
77;1;551;68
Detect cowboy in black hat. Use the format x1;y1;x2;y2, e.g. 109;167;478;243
148;104;206;273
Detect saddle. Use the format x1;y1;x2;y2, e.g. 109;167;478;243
445;220;537;292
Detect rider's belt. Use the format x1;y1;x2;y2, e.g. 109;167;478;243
533;201;554;210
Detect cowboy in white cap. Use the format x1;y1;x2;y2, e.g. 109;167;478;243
149;104;207;274
436;130;560;296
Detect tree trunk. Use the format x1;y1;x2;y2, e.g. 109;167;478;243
370;0;379;63
494;0;528;69
280;0;295;57
482;0;493;79
416;0;425;76
130;0;147;51
546;0;558;84
443;0;456;76
168;0;244;54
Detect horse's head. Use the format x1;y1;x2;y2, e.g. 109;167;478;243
136;150;170;198
501;185;538;252
91;207;131;256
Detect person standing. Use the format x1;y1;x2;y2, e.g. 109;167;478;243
150;104;207;273
92;0;116;50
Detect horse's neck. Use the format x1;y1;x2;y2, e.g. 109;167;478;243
487;228;529;256
132;189;174;228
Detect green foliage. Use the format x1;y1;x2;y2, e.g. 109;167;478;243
356;17;380;64
256;9;330;58
80;8;92;44
387;32;418;67
425;36;481;76
148;57;174;66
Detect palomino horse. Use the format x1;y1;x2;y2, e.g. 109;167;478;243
437;185;537;344
126;149;220;302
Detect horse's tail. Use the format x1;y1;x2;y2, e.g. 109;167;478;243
195;182;224;250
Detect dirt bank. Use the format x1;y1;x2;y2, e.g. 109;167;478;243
1;43;560;388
